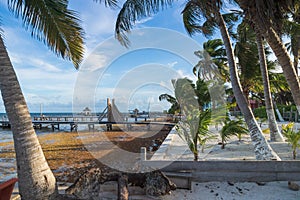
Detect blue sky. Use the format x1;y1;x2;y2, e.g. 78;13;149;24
0;0;209;113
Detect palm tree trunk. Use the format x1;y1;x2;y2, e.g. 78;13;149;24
294;47;299;76
214;11;280;160
0;36;58;199
255;32;284;142
238;0;300;114
263;28;300;112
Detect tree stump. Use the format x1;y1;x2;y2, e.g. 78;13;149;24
66;168;176;199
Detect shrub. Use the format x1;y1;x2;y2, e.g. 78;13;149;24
282;123;300;159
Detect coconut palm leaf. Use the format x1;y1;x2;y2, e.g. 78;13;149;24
220;117;248;148
194;39;229;81
8;0;84;68
115;0;173;46
94;0;119;8
182;1;239;38
159;93;177;104
282;122;300;159
176;109;213;160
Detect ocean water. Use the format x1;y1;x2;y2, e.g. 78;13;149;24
0;112;89;182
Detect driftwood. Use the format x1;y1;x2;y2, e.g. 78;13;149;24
118;175;128;200
66;168;176;200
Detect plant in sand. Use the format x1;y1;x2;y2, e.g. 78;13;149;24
281;123;300;159
219;117;248;149
176;109;213;161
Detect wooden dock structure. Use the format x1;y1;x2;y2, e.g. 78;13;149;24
0;116;175;131
0;98;175;131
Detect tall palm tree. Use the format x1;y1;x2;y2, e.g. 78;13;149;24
0;1;84;199
234;21;262;101
284;19;300;75
115;0;279;160
181;0;279;160
194;39;229;82
255;31;284;141
235;20;284;141
237;0;300;114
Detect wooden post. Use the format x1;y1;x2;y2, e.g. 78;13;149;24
147;124;151;131
88;124;94;131
107;98;112;122
141;147;147;161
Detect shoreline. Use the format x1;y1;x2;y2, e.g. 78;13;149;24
0;125;172;183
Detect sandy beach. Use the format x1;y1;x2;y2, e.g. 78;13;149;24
1;123;300;199
0;124;171;183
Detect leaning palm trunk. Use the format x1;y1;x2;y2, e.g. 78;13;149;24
0;36;58;199
214;11;280;160
255;32;284;142
262;26;300;113
238;0;300;114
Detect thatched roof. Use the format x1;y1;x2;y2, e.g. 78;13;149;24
83;107;91;112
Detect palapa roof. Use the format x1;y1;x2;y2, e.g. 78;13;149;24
83;107;91;112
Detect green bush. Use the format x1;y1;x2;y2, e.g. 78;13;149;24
253;104;297;120
253;107;267;119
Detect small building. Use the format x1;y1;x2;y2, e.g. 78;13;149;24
83;107;92;116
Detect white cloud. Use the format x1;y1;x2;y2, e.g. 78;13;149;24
136;17;154;25
30;58;62;72
82;53;108;71
167;61;178;68
176;69;197;82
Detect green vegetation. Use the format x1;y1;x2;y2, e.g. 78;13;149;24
253;105;297;119
176;109;214;161
282;123;300;159
219;117;248;149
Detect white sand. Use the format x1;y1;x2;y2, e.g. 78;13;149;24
162;181;300;200
153;123;300;200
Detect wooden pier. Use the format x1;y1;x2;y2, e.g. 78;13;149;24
0;116;175;131
0;98;174;131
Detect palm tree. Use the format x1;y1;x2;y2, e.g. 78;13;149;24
219;117;248;149
176;109;212;160
159;93;180;114
284;19;300;75
193;39;229;81
237;0;300;114
0;1;84;199
282;123;300;159
255;31;284;141
235;19;284;141
181;0;279;160
234;21;262;101
114;0;280;160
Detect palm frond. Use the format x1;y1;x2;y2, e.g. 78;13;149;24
93;0;119;9
8;0;85;68
159;93;177;104
220;118;248;143
182;0;215;37
115;0;173;47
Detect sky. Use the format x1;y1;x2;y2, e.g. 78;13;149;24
0;0;210;113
